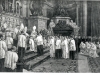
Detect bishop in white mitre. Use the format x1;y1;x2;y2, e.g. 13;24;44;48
29;36;35;51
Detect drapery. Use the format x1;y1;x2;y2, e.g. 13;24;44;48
91;1;100;37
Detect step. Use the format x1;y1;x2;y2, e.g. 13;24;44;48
25;50;35;56
24;50;49;62
24;52;50;70
25;48;49;56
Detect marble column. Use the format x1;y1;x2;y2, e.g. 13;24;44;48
12;0;15;13
82;1;87;36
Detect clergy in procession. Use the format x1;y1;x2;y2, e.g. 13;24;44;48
0;34;7;72
31;26;37;39
62;37;69;59
11;46;18;72
79;41;86;54
55;36;62;58
13;25;20;47
18;31;26;61
85;41;91;55
29;36;35;51
89;42;99;58
4;46;18;72
2;22;7;31
69;37;76;60
36;33;44;55
49;36;55;58
6;33;13;50
4;49;12;72
17;31;26;72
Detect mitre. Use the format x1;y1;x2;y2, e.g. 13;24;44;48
24;26;27;33
33;26;36;30
20;23;24;30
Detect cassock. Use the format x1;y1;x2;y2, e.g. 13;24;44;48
69;38;76;60
18;34;26;60
74;38;78;53
49;37;55;58
29;38;35;51
62;38;69;59
13;28;19;47
78;37;81;53
0;40;7;72
55;39;62;58
36;35;43;55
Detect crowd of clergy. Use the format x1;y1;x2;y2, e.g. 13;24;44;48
0;23;46;72
0;22;100;72
49;35;76;60
79;41;99;58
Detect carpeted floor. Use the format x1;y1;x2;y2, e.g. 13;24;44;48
32;53;78;72
87;52;100;73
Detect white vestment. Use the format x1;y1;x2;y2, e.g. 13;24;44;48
4;51;12;68
29;38;35;51
0;40;7;59
56;39;61;49
6;37;13;49
18;34;26;48
85;42;91;55
11;52;18;70
90;43;99;58
20;23;24;31
3;23;7;29
36;35;43;45
79;42;86;54
62;39;69;59
49;37;55;57
69;39;76;51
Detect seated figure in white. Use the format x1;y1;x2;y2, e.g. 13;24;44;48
89;42;99;58
79;42;86;54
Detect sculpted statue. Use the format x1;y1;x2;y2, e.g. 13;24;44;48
31;26;37;39
29;1;43;16
54;6;69;17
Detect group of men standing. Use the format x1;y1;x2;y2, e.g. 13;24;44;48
0;21;45;72
80;41;99;58
49;35;76;60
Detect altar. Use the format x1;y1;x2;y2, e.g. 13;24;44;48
52;16;79;36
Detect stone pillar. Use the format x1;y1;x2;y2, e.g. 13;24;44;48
76;4;79;26
12;0;15;13
82;1;87;36
22;0;28;17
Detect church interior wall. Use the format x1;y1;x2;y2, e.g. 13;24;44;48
0;0;100;37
